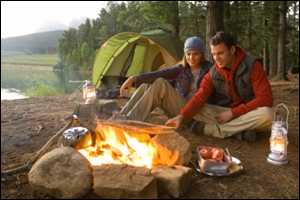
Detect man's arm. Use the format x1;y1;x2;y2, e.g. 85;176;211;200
231;60;273;118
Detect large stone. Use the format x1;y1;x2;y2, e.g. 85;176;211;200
93;164;157;199
152;131;192;165
28;147;93;199
74;103;97;129
151;165;192;198
96;99;120;114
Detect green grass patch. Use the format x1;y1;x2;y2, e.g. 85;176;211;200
1;64;58;90
1;54;59;66
25;83;64;97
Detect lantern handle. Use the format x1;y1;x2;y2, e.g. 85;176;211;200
274;103;289;130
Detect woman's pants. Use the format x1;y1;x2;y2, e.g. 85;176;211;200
120;78;273;138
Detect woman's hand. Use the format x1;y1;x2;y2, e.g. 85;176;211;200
165;115;184;130
120;76;136;97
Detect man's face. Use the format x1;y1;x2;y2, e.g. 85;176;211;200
185;50;202;68
210;43;235;68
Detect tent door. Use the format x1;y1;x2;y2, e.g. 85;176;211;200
125;44;147;77
120;43;137;78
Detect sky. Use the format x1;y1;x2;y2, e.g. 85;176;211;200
1;1;108;38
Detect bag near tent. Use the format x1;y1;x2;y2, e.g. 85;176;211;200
92;30;183;98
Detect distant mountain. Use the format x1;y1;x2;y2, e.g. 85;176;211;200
1;30;64;54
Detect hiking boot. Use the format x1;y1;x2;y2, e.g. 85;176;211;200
234;133;243;140
242;130;257;142
190;120;205;135
234;130;257;142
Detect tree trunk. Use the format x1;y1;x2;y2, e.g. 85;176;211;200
223;1;231;24
263;2;269;75
171;1;180;39
268;1;279;78
277;1;287;80
206;1;224;60
193;2;201;37
263;42;269;75
247;2;253;52
293;2;299;70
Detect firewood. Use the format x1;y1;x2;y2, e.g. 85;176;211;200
96;119;175;135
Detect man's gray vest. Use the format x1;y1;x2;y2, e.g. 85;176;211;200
209;54;256;106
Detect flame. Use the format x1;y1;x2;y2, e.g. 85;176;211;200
78;123;179;168
270;136;287;153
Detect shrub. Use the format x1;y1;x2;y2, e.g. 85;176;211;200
25;83;64;97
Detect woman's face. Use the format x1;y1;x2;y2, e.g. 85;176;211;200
185;50;202;68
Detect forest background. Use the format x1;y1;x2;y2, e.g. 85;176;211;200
57;1;299;80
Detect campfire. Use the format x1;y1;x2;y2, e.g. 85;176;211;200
28;117;192;199
77;120;180;168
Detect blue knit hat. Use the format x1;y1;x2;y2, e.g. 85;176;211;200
184;36;205;53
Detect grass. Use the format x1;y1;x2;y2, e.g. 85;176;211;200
1;53;89;97
25;83;64;97
1;64;58;90
1;53;59;66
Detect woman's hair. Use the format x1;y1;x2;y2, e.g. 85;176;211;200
182;55;190;68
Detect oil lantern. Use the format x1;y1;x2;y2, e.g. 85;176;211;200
267;103;289;165
82;80;96;104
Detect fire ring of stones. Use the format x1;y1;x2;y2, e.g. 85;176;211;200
28;120;192;199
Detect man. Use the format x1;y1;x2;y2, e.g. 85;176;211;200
112;36;212;123
166;31;273;141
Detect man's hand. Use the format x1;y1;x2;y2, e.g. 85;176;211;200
120;76;136;97
215;110;233;124
165;115;184;130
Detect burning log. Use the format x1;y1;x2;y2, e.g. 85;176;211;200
96;119;176;135
75;120;185;169
27;118;192;198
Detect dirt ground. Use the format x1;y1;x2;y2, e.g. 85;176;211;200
1;81;299;199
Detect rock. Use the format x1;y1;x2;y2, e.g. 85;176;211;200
93;164;157;199
96;99;120;114
151;165;192;198
74;103;97;129
152;131;192;165
67;90;83;102
75;103;95;117
28;147;93;199
96;87;120;99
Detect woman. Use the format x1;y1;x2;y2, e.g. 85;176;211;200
112;36;212;123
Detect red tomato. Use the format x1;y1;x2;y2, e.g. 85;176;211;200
200;148;212;159
211;148;224;161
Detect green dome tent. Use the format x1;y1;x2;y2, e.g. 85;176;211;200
92;30;183;88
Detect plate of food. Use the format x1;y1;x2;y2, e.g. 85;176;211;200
196;145;243;176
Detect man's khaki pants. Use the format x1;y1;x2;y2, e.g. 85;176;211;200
120;78;273;138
